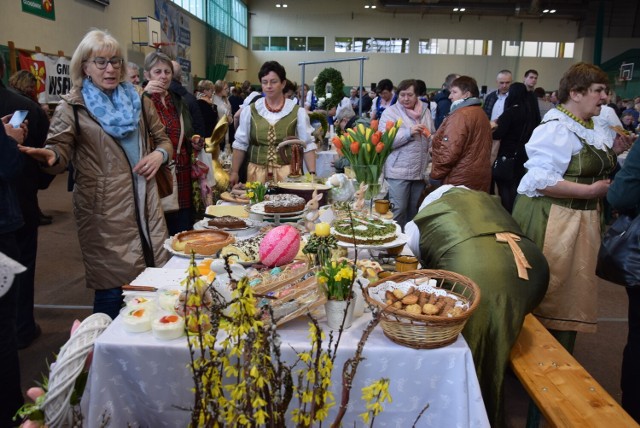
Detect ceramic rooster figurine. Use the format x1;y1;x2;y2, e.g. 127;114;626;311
205;115;230;192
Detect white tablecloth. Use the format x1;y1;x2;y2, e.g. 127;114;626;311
82;258;489;427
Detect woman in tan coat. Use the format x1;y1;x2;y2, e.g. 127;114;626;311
20;29;173;319
430;76;493;192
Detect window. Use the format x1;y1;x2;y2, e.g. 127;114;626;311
169;0;248;47
502;41;574;58
251;36;325;52
418;38;492;56
334;37;409;53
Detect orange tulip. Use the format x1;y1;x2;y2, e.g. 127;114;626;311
371;131;382;145
332;136;343;150
385;120;394;131
375;142;385;153
422;128;431;137
350;141;360;154
370;119;379;130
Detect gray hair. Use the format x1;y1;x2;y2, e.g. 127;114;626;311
144;51;173;74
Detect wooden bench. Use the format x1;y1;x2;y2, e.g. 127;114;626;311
510;314;639;427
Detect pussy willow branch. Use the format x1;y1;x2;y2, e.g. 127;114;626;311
331;309;382;428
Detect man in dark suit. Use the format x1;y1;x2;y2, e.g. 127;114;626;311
0;56;49;350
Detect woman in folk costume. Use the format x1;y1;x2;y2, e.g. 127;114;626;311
513;62;631;352
229;61;316;186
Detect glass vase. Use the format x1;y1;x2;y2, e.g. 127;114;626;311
351;164;382;213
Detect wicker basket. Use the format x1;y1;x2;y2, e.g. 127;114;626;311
364;269;481;349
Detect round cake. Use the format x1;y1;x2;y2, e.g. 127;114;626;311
122;308;152;333
264;194;305;213
152;314;185;340
125;296;155;313
171;230;235;255
158;289;181;312
207;215;247;230
333;217;397;245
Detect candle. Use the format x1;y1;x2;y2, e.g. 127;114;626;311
315;222;330;237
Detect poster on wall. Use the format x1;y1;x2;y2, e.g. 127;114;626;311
22;0;56;21
20;52;71;104
154;0;191;74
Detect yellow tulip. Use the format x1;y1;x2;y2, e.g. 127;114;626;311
357;123;366;134
396;119;403;127
365;127;372;139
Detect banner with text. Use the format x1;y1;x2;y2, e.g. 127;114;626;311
22;0;56;21
32;53;71;103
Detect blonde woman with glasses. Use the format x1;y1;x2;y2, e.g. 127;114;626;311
19;29;173;319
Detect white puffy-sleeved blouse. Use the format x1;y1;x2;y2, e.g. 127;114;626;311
517;108;613;197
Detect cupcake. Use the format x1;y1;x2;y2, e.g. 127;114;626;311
152;314;185;340
122;308;152;333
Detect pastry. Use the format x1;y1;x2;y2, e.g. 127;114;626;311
152;314;185;340
207;215;247;230
263;194;305;213
332;216;397;245
171;230;235;255
220;233;264;263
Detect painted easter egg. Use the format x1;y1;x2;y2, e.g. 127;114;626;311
259;225;301;267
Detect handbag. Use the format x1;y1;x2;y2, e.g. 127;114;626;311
596;214;640;287
155;164;173;198
492;155;516;181
160;114;185;213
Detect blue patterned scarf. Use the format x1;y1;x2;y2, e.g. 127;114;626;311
81;78;141;139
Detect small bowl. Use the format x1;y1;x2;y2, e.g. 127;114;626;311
395;255;419;272
386;243;405;256
378;271;394;279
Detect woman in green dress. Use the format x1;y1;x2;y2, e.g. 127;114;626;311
406;186;549;427
512;62;630;351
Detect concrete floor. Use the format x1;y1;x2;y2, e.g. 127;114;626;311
18;174;629;427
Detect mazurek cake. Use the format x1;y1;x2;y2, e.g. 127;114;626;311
207;215;247;230
171;230;235;255
263;194;305;213
332;216;397;245
151;314;185;340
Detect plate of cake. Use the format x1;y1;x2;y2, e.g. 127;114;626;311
194;216;262;237
219;232;264;265
249;194;306;216
332;217;407;249
165;229;235;258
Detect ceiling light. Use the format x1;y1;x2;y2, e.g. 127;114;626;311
453;7;459;11
543;9;549;13
276;3;281;7
371;5;376;8
460;8;465;11
364;4;370;8
275;3;287;7
550;9;556;13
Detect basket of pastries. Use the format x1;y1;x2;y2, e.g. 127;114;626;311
364;269;481;349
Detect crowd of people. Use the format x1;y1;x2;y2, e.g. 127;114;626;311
3;25;640;427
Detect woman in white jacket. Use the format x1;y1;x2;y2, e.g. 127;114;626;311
379;79;434;229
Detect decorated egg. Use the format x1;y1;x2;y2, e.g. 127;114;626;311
259;225;301;267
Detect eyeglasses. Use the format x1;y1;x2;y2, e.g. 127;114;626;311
88;57;124;70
